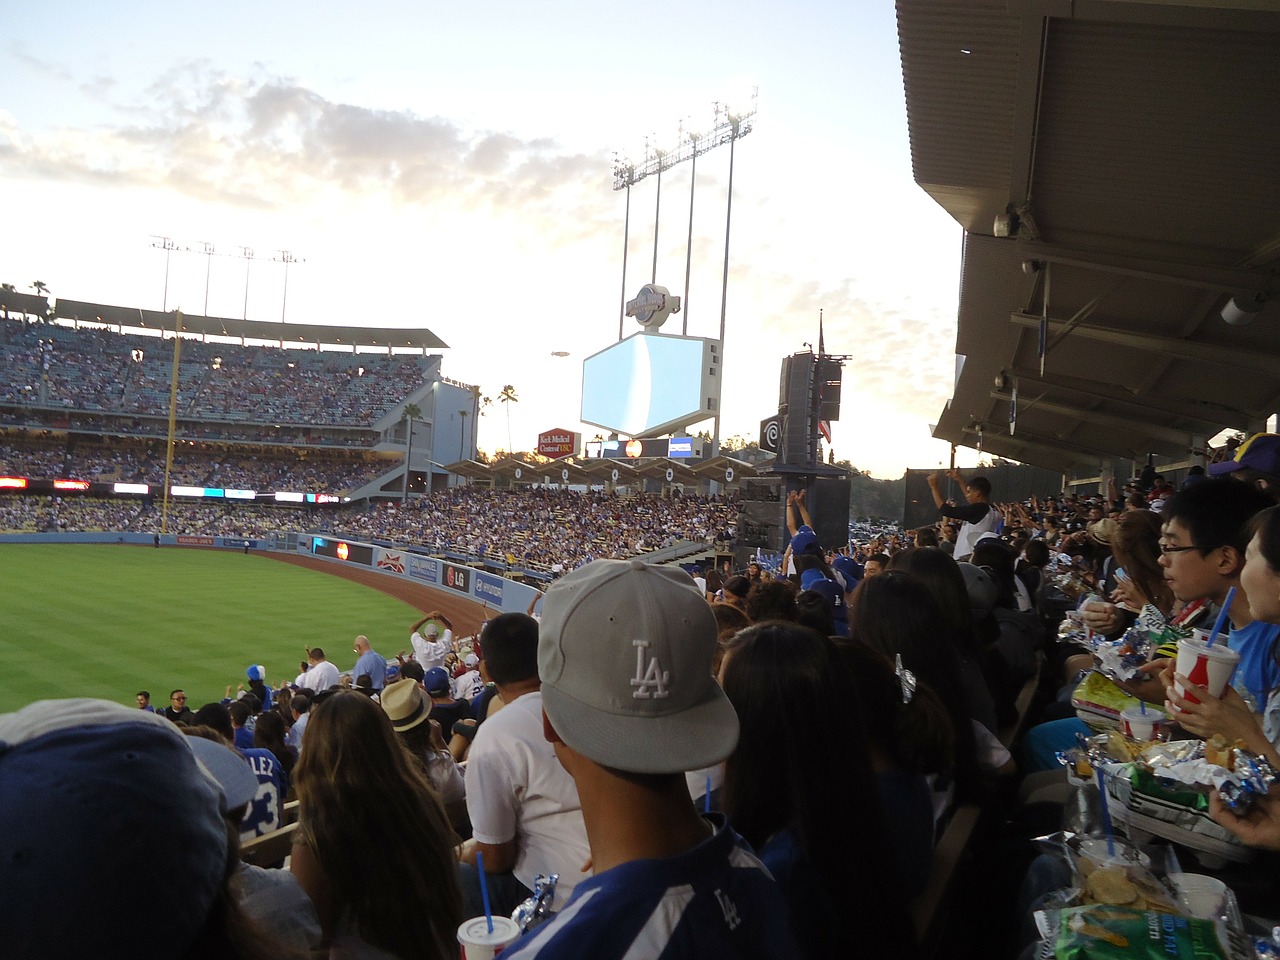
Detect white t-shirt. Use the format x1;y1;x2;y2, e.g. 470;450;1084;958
302;660;340;693
411;628;453;673
452;668;484;702
955;504;1000;560
465;691;591;898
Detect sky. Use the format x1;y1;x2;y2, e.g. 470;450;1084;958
0;0;983;479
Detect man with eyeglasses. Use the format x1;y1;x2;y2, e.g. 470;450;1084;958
160;689;195;726
1156;479;1280;708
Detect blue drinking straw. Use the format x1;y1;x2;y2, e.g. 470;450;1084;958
476;850;494;934
1139;700;1146;716
705;774;712;814
1205;587;1235;649
1096;770;1117;859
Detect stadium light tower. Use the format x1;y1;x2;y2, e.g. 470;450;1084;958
150;236;179;312
239;247;255;320
611;89;757;457
198;241;215;316
274;250;305;338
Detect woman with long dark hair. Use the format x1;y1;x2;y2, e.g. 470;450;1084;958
719;621;920;960
290;691;462;960
888;547;1009;733
848;571;1014;811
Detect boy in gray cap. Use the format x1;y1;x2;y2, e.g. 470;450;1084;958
501;558;799;959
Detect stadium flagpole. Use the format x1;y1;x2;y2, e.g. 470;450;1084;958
161;310;183;535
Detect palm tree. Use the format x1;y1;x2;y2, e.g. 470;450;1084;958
498;384;519;455
401;402;422;503
31;281;49;298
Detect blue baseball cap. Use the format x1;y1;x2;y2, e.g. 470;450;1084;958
832;555;862;584
1209;433;1280;477
0;699;248;956
423;667;451;696
790;527;821;556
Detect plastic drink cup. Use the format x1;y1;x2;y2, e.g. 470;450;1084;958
457;916;521;960
1172;633;1240;706
1075;837;1148;871
1171;873;1228;920
1120;706;1163;742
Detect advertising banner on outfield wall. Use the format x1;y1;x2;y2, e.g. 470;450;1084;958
374;547;406;574
407;554;438;584
442;562;471;593
476;571;505;605
312;537;374;566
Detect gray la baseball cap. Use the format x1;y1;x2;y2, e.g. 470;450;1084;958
538;559;739;775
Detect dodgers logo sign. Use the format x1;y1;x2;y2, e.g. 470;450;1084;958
625;284;681;330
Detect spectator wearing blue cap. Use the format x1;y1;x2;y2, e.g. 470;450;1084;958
244;663;272;710
0;698;304;959
424;666;470;738
1210;432;1280;501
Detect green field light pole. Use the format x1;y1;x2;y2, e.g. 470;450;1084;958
160;310;184;535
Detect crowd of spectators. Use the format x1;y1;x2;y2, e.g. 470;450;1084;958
0;483;737;573
0;496;314;537
0;434;392;492
0;407;378;446
326;487;738;573
8;433;1280;958
0;315;433;427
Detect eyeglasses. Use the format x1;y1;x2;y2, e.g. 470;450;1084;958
172;695;187;701
1158;543;1214;555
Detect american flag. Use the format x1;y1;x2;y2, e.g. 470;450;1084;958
817;312;831;445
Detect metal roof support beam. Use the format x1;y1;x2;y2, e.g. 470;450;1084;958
959;425;1108;465
967;418;1149;461
1009;366;1253;432
989;390;1201;448
1016;241;1272;295
1010;313;1280;374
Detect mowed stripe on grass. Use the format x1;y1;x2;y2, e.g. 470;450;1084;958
0;544;416;713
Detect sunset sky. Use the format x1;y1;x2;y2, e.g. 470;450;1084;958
0;0;983;477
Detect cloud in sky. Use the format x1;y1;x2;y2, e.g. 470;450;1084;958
3;62;604;219
0;53;967;477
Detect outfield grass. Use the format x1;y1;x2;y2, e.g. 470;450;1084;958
0;544;417;714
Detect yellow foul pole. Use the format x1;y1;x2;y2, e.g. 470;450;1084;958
160;310;183;535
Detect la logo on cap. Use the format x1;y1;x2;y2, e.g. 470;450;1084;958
631;639;670;699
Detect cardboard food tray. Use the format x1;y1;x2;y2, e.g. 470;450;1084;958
1102;763;1254;864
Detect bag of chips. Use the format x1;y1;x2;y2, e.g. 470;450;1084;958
1038;904;1237;960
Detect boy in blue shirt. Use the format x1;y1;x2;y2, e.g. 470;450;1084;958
502;559;800;960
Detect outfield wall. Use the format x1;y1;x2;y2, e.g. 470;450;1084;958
0;532;265;549
295;533;541;615
0;531;541;614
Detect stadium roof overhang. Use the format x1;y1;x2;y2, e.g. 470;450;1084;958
574;459;639;483
444;459;496;480
692;455;766;483
897;0;1280;474
52;299;448;350
0;290;53;318
628;459;701;483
